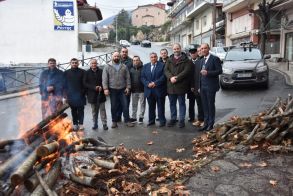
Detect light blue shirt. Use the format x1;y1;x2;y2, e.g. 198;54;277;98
113;63;120;71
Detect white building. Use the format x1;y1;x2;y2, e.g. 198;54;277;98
0;0;102;65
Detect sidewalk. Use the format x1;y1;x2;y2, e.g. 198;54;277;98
267;60;293;86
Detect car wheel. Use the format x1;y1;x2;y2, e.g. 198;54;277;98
220;82;228;90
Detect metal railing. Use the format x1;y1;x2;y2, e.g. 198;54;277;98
0;52;113;94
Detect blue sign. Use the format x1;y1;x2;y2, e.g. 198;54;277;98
53;1;75;31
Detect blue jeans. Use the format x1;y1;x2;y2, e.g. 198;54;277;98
147;94;166;124
168;94;186;122
109;88;130;122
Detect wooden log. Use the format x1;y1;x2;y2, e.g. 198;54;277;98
245;124;260;144
31;159;61;196
265;128;280;141
139;165;166;178
262;108;293;121
266;97;281;115
285;97;293;112
0;139;25;149
21;104;69;143
0;137;43;180
10;149;39;186
34;169;58;196
80;168;100;178
82;146;116;152
36;141;59;157
221;126;241;140
69;173;98;187
24;173;39;192
91;158;116;169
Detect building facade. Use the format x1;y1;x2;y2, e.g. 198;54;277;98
168;0;225;48
131;4;168;27
0;0;102;65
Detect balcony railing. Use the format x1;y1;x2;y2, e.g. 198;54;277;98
168;0;189;16
78;23;99;41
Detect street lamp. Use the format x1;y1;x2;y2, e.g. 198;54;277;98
115;15;118;44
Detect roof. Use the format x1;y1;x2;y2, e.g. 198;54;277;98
132;3;166;12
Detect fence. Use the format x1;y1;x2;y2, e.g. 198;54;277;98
0;52;113;94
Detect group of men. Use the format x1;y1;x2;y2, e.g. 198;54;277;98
39;43;222;132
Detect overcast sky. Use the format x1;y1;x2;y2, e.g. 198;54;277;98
87;0;169;20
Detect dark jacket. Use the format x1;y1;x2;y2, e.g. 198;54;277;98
200;54;222;92
121;56;133;70
164;52;192;95
83;68;106;104
141;61;167;98
159;57;169;65
39;68;65;101
64;68;86;107
187;58;202;99
129;64;144;93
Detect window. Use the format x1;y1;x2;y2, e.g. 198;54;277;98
146;8;148;12
136;15;138;18
158;12;160;15
203;16;207;26
195;20;199;30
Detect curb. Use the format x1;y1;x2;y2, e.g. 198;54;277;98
0;88;39;101
269;67;293;87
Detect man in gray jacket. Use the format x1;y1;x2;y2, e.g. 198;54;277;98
102;51;134;128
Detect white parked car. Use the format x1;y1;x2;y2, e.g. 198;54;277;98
210;47;227;61
119;40;130;47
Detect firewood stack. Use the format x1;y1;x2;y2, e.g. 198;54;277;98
192;94;293;158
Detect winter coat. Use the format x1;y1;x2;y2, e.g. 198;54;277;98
164;52;192;95
64;68;86;107
39;68;65;101
187;58;202;99
129;64;144;93
121;56;133;70
83;68;106;104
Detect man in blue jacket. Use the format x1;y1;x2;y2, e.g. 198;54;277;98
141;52;167;127
199;43;222;131
39;58;65;119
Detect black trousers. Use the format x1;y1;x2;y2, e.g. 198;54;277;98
200;88;216;127
147;94;166;124
70;106;85;125
188;93;204;121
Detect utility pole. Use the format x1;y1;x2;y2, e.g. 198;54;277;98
115;15;118;44
212;0;216;47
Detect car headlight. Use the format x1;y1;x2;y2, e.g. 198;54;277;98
256;65;268;72
222;67;233;74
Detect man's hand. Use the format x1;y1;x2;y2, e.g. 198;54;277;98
148;82;155;88
95;86;102;92
47;86;54;92
104;89;109;96
170;76;177;84
191;88;195;92
200;70;208;76
125;88;130;95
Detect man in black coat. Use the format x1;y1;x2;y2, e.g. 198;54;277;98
83;59;108;130
188;47;204;127
64;58;86;131
164;43;192;128
159;48;169;65
199;43;222;131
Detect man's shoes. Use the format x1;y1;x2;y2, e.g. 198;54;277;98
92;124;98;130
198;125;208;132
103;124;108;130
117;117;122;122
178;121;185;128
167;120;177;127
73;125;79;131
111;122;118;128
159;123;166;127
193;120;204;127
126;122;135;127
188;118;194;122
206;125;214;131
79;124;84;130
147;122;155;126
156;118;159;121
138;118;143;124
129;118;137;123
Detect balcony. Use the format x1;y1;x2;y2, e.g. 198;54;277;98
186;0;213;18
169;10;192;34
78;4;103;22
168;0;189;17
78;23;98;41
223;0;259;12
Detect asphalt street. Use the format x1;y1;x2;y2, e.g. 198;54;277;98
0;44;292;160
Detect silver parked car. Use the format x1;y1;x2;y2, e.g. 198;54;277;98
210;47;227;61
220;47;271;89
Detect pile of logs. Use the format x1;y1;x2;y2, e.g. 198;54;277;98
192;95;293;158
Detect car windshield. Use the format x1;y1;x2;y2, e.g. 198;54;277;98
225;48;262;61
216;47;225;53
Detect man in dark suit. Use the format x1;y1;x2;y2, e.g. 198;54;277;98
188;47;204;127
141;52;167;127
199;43;222;131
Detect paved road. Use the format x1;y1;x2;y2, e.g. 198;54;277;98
0;44;292;160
